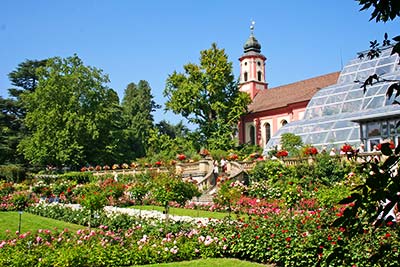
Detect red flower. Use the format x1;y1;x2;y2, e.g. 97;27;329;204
177;154;186;161
305;146;318;155
341;144;353;153
285;237;291;242
377;141;395;150
154;161;162;167
276;150;288;157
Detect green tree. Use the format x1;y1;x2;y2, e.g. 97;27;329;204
155;120;189;139
0;59;48;165
18;55;121;168
280;133;303;157
8;59;48;98
121;81;159;159
164;43;251;150
0;97;23;164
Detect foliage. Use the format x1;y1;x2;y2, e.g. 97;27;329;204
280;133;303;157
0;165;27;183
213;180;246;215
0;97;23;164
3;201;399;266
18;55;122;168
10;191;31;211
121;81;160;159
78;185;107;213
0;181;15;197
152;173;200;207
164;43;251;150
60;171;93;184
129;181;151;205
249;160;289;183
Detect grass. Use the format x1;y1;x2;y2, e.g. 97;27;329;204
0;211;84;240
130;205;232;220
136;258;270;266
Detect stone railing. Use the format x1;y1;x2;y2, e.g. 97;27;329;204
92;167;169;177
239;161;257;172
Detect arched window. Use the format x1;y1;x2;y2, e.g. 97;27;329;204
257;71;262;81
249;125;255;145
244;72;248;82
281;120;288;127
265;123;271;143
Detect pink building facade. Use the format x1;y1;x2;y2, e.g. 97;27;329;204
238;29;339;148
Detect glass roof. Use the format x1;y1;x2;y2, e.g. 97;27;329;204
264;46;400;153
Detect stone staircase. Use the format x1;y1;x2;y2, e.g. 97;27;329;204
180;159;248;205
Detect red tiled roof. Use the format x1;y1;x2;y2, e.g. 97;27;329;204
248;71;340;113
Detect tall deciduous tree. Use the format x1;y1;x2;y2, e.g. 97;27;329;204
18;55;121;168
164;43;251;150
121;80;159;159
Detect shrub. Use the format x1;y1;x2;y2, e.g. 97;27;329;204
60;171;93;184
0;165;27;183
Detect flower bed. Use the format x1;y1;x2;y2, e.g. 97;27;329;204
1;203;399;266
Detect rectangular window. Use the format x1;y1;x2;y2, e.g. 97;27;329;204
367;122;381;137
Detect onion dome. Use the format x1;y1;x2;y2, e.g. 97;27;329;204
243;34;261;53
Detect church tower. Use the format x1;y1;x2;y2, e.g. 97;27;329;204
239;22;268;100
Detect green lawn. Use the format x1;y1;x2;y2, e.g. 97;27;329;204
130;205;234;220
136;258;269;266
0;211;84;240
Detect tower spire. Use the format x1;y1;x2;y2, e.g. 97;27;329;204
250;20;255;35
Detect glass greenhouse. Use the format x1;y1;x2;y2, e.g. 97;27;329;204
264;46;400;153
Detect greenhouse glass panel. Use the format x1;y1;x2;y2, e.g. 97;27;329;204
359;60;378;70
264;46;400;155
342;64;359;74
322;103;342;116
326;93;347;104
365;97;384;109
345;90;364;100
349;128;360;141
309;97;327;106
306;132;328;144
378;56;396;65
338;74;356;84
378;84;390;95
332;84;351;94
356;69;376;80
312;122;334;132
326;129;351;143
333;120;355;129
376;65;395;76
342;100;362;113
365;86;381;97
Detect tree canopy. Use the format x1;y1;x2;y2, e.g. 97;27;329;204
121;80;160;159
18;55;121;168
164;43;251;150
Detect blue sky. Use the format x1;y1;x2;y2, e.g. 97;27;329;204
0;0;398;126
